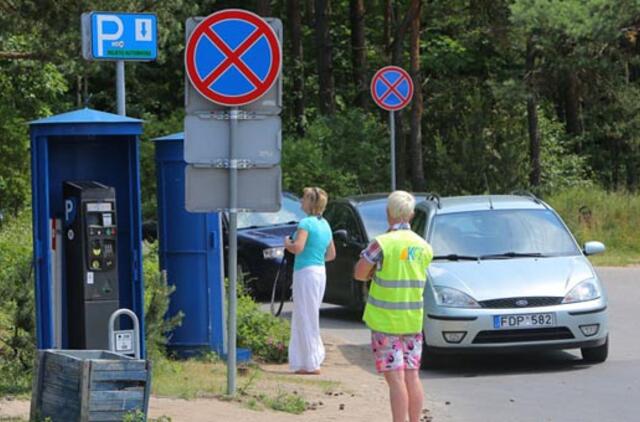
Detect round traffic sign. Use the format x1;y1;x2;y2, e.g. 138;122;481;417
370;66;414;111
185;9;282;107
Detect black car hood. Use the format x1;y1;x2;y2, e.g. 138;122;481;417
238;224;298;247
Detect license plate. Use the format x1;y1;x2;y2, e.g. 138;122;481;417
493;313;556;329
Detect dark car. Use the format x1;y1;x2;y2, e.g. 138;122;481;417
222;192;306;296
324;193;428;310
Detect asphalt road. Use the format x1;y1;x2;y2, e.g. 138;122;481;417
275;266;640;422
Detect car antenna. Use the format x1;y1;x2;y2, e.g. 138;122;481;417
484;173;494;210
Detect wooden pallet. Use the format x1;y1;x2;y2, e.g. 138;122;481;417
30;350;151;422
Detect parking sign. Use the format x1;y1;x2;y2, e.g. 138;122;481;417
81;12;158;61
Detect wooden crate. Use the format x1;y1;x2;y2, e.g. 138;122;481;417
30;350;151;422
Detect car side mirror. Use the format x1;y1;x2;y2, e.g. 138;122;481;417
333;229;348;243
583;241;605;256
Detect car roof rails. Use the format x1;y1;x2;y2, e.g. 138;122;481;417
510;190;542;205
424;192;441;209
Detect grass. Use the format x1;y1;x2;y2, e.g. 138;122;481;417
546;187;640;266
151;355;340;414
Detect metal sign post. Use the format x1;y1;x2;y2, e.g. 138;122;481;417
116;61;125;115
227;107;239;394
81;12;158;115
390;110;396;190
371;66;415;191
184;9;282;396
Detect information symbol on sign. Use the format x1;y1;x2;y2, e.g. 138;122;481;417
370;66;414;111
185;9;282;107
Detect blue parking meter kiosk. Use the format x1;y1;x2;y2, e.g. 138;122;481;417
153;132;249;361
29;108;145;355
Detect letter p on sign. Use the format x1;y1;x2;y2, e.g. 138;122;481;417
96;15;123;57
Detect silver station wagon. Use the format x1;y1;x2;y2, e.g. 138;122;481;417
412;193;609;364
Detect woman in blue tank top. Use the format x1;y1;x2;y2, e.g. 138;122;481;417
284;187;336;374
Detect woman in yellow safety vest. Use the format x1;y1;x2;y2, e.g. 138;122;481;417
354;190;433;422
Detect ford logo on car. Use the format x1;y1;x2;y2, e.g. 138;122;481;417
515;299;529;307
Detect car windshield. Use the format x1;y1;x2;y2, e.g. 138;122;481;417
358;200;388;239
430;209;580;258
237;196;306;229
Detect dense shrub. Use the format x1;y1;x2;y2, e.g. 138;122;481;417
143;241;183;362
236;289;290;363
0;210;35;395
283;109;389;197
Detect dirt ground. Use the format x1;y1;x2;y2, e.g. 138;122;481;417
0;334;433;421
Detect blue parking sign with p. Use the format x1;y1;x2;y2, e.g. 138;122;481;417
82;12;157;61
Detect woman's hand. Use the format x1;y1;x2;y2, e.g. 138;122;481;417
285;229;308;255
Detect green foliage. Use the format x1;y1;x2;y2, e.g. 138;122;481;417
547;187;640;266
123;410;172;422
0;210;35;395
143;241;183;362
138;109;185;222
254;388;306;414
0;40;67;214
236;290;289;363
537;110;593;195
283;109;389;197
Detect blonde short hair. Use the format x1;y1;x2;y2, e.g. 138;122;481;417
303;187;328;215
387;190;415;222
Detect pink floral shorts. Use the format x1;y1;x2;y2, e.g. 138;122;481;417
371;332;423;373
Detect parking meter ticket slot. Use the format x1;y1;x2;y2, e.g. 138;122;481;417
114;330;134;354
86;271;94;285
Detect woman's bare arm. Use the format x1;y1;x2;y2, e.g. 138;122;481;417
285;229;308;255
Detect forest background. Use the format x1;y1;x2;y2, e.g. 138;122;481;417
1;0;640;215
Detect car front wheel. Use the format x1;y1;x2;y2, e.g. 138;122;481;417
581;335;609;363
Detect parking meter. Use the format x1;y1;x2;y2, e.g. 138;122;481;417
63;181;119;349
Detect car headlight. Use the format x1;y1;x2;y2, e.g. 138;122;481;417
562;279;601;303
434;286;480;308
263;247;285;259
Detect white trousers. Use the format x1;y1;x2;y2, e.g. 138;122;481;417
288;265;326;372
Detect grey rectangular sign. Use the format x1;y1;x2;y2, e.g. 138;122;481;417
185;17;282;115
184;114;281;166
185;165;281;212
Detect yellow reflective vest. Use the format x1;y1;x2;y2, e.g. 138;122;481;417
362;230;433;334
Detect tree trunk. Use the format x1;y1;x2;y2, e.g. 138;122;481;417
564;71;582;136
256;0;271;16
390;1;421;189
409;0;425;189
288;0;305;135
526;38;541;187
383;0;393;59
315;0;335;114
304;0;315;26
350;0;368;109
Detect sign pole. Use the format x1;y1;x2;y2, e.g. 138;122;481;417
390;110;396;191
116;60;126;115
370;66;414;191
227;107;239;395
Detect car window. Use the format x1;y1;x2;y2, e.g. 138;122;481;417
326;204;364;242
411;209;427;237
357;201;388;239
328;204;351;231
430;209;580;257
237;195;306;229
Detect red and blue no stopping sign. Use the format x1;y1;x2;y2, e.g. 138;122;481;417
185;9;282;106
370;66;414;111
